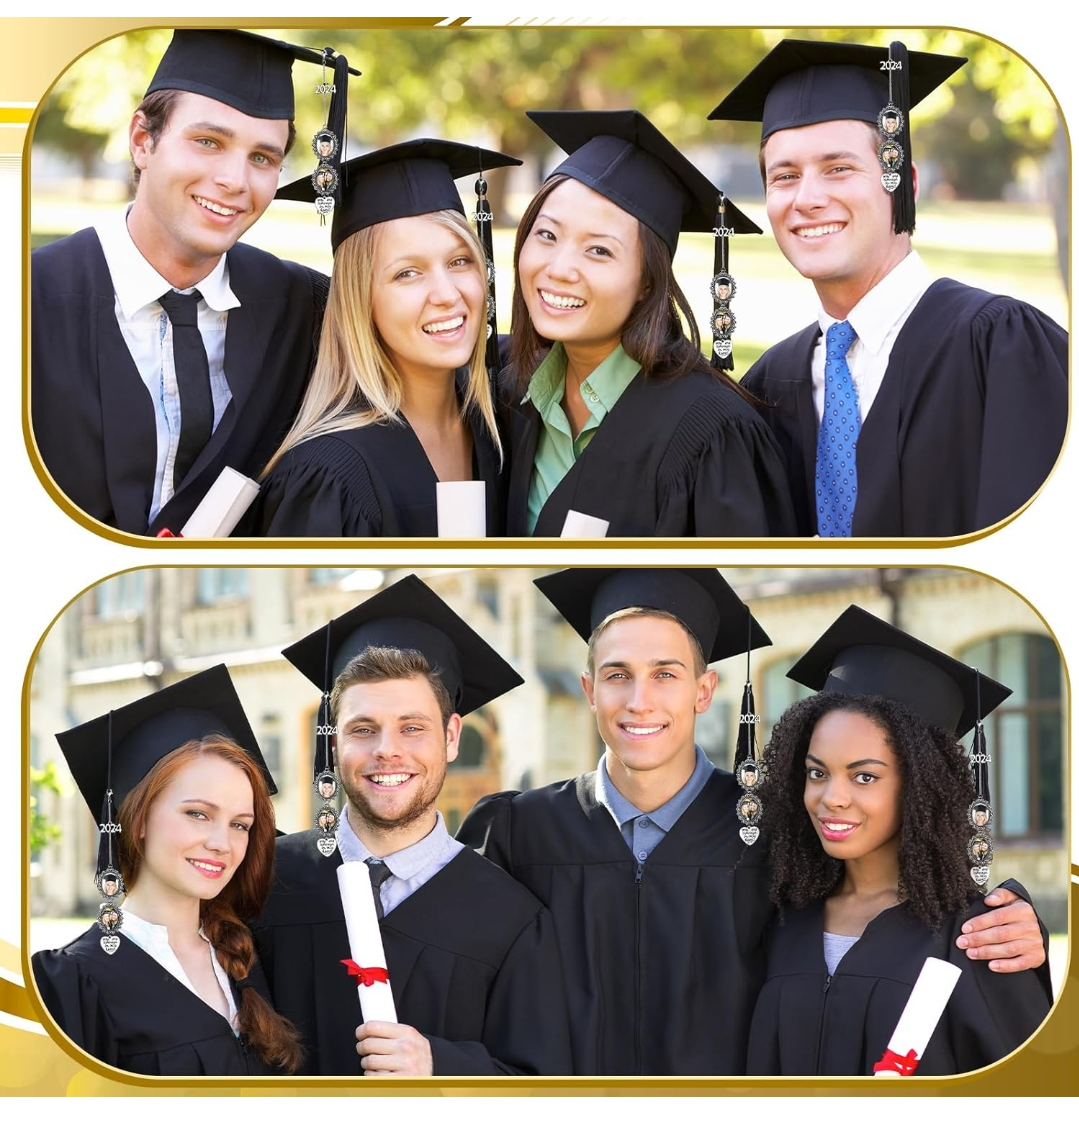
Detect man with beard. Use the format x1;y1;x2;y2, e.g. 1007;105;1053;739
251;575;571;1076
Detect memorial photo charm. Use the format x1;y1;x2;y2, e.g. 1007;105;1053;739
877;103;904;137
95;865;125;899
97;902;123;935
970;864;991;886
316;804;338;835
739;825;760;845
315;772;338;801
100;934;121;955
968;833;994;865
312;129;339;161
736;793;762;826
315;195;335;217
312;164;339;195
317;835;338;857
711;272;737;304
968;799;993;830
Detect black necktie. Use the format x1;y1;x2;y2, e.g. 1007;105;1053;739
366;858;392;921
158;289;214;486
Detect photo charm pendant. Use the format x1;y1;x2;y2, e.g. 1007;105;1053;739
735;763;763;845
312;128;339;161
315;196;335;218
97;901;123;952
968;832;994;866
968;798;993;830
711;306;736;361
710;272;737;305
311;164;339;195
95;865;125;899
877;103;904;137
315;771;338;802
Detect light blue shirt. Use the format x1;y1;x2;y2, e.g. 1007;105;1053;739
594;744;715;866
95;208;238;520
337;806;463;916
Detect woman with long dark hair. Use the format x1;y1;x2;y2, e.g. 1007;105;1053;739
747;607;1052;1075
503;110;796;537
32;666;303;1075
252;141;520;537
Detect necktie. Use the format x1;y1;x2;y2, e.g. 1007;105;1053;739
158;289;214;486
815;320;860;537
366;858;392;921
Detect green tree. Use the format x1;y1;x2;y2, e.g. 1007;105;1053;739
30;760;63;856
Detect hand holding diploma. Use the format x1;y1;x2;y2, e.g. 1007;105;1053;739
337;861;397;1024
180;467;260;537
873;957;962;1076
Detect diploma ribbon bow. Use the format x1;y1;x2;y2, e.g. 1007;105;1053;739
341;958;390;987
872;1047;920;1076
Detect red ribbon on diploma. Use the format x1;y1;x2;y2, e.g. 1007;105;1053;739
156;529;184;538
341;958;389;987
873;1047;921;1076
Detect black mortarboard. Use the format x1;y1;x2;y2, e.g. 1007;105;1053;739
145;29;359;121
56;664;276;822
275;139;523;253
282;573;523;716
708;38;966;234
533;568;770;665
527;109;761;254
786;605;1011;738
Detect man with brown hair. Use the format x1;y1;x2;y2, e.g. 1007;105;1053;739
31;30;353;536
252;575;571;1076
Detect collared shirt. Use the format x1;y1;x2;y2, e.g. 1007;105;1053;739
119;907;238;1028
811;250;935;423
594;744;715;866
95;208;239;521
337;806;463;917
525;342;641;534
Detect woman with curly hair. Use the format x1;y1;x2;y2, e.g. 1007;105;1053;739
746;606;1052;1076
32;666;303;1076
502;109;796;538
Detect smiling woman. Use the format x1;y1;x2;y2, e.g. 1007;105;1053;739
250;139;522;538
30;666;303;1076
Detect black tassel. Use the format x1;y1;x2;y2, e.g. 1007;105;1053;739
474;170;502;384
325;50;351;209
710;195;734;373
890;41;916;235
95;788;116;880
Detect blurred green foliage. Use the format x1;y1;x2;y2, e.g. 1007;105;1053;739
30;760;63;856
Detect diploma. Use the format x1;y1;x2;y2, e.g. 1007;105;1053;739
561;509;610;538
436;480;487;537
873;957;962;1076
336;862;397;1023
180;467;260;537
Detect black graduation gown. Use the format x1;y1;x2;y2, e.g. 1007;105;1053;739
30;228;327;536
502;365;797;537
742;279;1068;537
31;927;278;1076
456;767;774;1074
746;896;1052;1076
251;400;506;537
250;829;572;1076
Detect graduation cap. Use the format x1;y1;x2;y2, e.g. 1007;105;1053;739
276;139;522;253
284;573;524;717
532;567;770;665
527;109;761;256
786;605;1010;738
708;38;967;234
145;29;359;122
56;664;275;820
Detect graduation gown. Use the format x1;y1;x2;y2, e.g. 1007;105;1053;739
746;896;1052;1076
250;829;572;1076
251;398;506;537
502;365;797;537
31;228;328;536
31;927;278;1076
456;767;774;1074
742;279;1068;536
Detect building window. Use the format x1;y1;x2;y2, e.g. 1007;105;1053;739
195;568;249;604
308;568;357;586
91;571;145;618
760;658;813;746
960;633;1063;840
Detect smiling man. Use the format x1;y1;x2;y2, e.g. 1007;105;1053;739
709;39;1068;537
251;575;571;1076
458;567;1050;1075
31;30;354;536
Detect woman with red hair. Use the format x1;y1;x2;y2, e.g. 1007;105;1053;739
32;666;302;1075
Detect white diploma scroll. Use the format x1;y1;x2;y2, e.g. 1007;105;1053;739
336;862;397;1023
180;467;260;537
560;509;610;538
873;957;962;1076
436;480;487;537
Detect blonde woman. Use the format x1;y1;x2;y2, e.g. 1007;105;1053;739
253;141;520;537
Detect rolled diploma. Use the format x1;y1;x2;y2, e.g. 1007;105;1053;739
181;467;260;537
874;957;962;1076
336;862;397;1023
561;509;609;538
436;480;487;537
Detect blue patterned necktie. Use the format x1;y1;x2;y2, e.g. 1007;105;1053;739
815;320;860;537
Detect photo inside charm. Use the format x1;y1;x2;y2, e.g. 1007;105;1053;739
967;697;994;887
96;784;124;954
315;757;340;857
311;62;339;222
735;714;764;846
877;47;904;193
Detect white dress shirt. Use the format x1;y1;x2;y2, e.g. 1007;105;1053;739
120;908;238;1028
811;250;935;423
95;209;239;520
